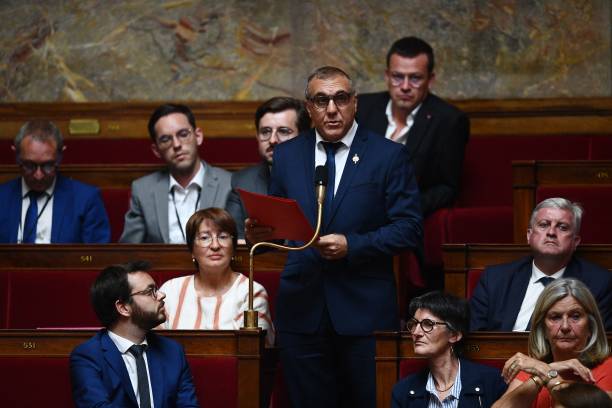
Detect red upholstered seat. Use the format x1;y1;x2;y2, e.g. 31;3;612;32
188;356;238;408
7;270;100;328
446;206;514;244
0;357;74;408
536;185;612;244
467;269;484;299
0;271;7;328
100;189;130;242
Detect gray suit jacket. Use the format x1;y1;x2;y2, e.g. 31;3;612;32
119;161;231;243
225;161;270;238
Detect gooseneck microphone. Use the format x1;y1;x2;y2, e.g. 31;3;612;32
244;165;329;329
314;165;328;206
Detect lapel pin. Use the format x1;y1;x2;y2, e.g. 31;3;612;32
352;154;360;164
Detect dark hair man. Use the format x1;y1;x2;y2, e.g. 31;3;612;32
120;104;231;243
70;261;199;407
225;96;310;238
356;36;470;218
0;120;110;243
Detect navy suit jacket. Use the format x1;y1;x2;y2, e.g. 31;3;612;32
391;359;507;408
356;92;469;217
225;161;270;239
0;174;110;243
70;330;199;408
269;127;423;335
470;256;612;331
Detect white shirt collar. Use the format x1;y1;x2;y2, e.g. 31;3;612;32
385;99;422;127
169;161;205;192
315;120;358;149
107;329;149;354
530;261;566;283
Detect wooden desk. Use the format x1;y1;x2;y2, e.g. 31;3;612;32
0;329;265;408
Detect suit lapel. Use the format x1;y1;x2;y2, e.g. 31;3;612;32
51;175;69;243
406;95;434;157
326;128;368;228
200;161;221;209
368;92;391;136
7;180;22;243
101;331;138;406
503;260;533;330
302;133;317;224
563;257;580;278
154;173;170;243
146;335;164;408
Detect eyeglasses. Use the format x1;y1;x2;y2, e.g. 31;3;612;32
308;91;354;110
19;160;57;175
195;232;233;248
129;285;159;298
257;127;296;142
156;128;194;148
406;318;448;333
388;72;427;88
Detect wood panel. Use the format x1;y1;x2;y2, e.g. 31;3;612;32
0;329;265;408
512;160;612;242
442;243;612;298
3;98;612;140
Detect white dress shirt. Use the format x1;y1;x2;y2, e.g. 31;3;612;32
425;360;462;408
512;262;565;331
168;163;204;244
384;100;421;144
18;178;55;244
314;121;358;195
107;330;155;408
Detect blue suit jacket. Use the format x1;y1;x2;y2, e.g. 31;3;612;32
70;330;199;408
470;256;612;331
391;358;507;408
0;174;110;243
269;127;423;335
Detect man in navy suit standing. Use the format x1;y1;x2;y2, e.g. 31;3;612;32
470;197;612;331
70;261;199;408
0;120;110;243
247;66;423;407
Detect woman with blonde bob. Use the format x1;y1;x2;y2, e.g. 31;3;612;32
159;208;274;346
493;278;611;407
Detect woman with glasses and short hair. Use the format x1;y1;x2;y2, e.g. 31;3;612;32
392;291;507;407
492;278;611;408
159;208;274;346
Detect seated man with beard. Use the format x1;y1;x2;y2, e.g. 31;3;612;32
70;261;199;408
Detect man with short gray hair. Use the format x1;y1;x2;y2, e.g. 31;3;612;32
0;120;110;243
470;197;612;331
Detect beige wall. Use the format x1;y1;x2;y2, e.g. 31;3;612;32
1;0;610;101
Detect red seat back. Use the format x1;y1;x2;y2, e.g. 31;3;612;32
188;356;238;408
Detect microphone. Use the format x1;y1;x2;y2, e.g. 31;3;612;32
314;165;328;206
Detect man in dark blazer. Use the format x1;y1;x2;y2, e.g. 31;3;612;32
225;96;311;238
247;66;423;407
0;120;110;243
470;198;612;331
70;261;199;408
356;36;469;218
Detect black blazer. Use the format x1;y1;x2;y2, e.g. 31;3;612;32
470;256;612;331
391;358;507;408
356;92;469;217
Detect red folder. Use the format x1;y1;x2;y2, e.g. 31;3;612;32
238;189;315;241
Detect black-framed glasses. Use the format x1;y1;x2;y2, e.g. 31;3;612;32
388;72;427;88
156;128;194;148
406;318;448;333
195;233;233;248
129;285;159;298
19;160;57;175
308;91;354;110
257;126;296;142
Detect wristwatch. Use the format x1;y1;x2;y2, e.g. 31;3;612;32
545;369;558;384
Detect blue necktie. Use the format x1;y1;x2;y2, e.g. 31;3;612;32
23;191;42;243
538;277;555;287
322;142;341;225
128;344;152;408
